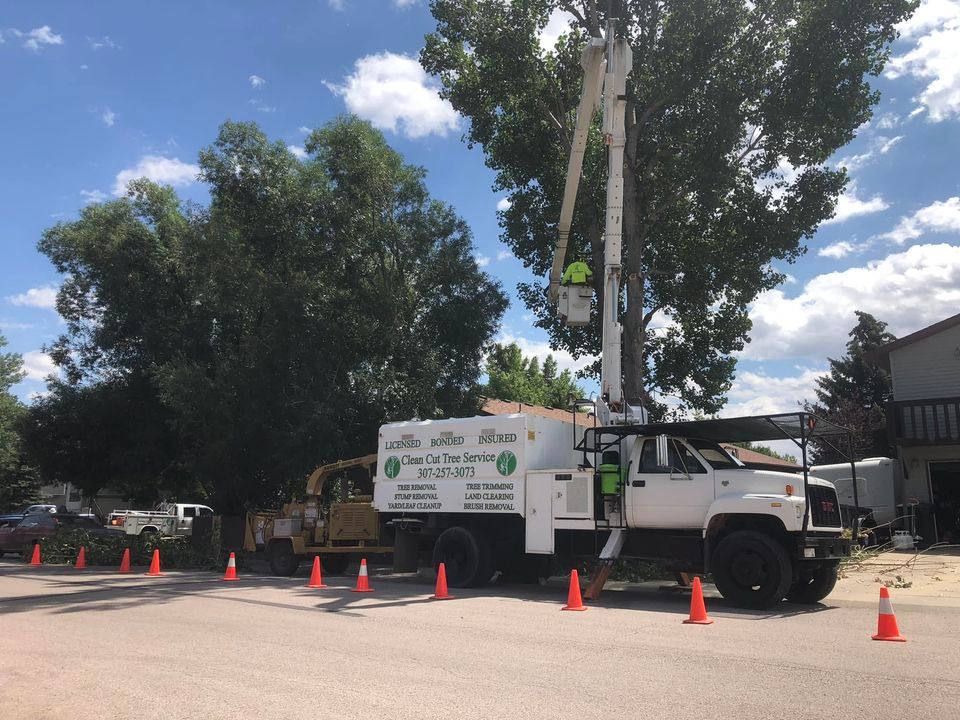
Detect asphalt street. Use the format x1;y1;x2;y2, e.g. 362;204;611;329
2;557;959;720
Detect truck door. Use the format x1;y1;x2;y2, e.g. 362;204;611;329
625;438;715;529
178;506;196;534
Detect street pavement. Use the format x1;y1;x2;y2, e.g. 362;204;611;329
2;557;959;720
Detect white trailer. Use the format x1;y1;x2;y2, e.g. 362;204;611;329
811;457;898;528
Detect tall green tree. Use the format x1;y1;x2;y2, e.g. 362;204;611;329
806;311;895;463
0;334;40;510
23;117;507;511
422;0;915;417
484;342;583;407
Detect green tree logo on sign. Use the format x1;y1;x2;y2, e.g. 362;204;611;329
384;456;401;479
495;450;517;477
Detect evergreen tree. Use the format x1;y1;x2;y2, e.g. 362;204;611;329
806;311;895;463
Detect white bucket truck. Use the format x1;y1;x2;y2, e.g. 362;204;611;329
374;411;851;609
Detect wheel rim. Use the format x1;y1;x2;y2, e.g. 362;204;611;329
729;549;771;592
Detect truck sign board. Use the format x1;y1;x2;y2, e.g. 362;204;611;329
373;414;581;516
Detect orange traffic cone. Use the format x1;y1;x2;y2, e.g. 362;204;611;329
74;546;87;570
351;558;374;593
683;576;714;625
118;548;131;573
144;548;164;577
872;587;906;642
431;562;454;600
222;552;239;581
561;569;587;611
28;543;41;567
306;556;327;589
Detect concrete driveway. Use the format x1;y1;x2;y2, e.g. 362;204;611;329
1;557;958;720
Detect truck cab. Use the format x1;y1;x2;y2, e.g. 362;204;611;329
573;416;851;607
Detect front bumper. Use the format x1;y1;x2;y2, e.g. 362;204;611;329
795;534;851;561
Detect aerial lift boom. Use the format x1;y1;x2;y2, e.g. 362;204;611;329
550;17;645;427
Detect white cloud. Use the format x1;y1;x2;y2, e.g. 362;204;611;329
820;183;889;226
497;249;513;261
393;0;417;6
324;52;459;139
744;243;960;361
297;126;311;134
475;255;491;268
257;105;277;113
101;107;115;127
721;367;826;418
287;144;307;160
875;113;901;129
21;351;58;382
817;240;868;259
7;286;58;310
112;156;200;196
328;0;345;9
249;74;266;88
87;36;119;51
80;189;108;204
836;135;903;172
498;332;595;375
876;196;960;244
14;26;63;51
539;9;574;53
496;197;512;212
886;1;960;121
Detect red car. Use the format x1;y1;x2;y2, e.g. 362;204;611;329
0;513;121;557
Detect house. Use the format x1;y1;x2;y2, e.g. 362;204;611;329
870;312;960;544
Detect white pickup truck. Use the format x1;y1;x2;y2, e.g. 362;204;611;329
114;503;214;537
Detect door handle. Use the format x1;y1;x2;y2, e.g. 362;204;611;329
631;480;645;487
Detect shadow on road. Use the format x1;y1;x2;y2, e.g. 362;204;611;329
0;558;835;620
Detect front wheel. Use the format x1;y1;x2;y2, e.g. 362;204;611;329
268;540;299;577
711;531;792;609
786;562;839;604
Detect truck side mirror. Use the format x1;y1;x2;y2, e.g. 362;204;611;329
655;435;670;469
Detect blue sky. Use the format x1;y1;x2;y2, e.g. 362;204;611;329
2;1;960;425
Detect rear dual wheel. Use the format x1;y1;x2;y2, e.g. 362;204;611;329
432;526;494;588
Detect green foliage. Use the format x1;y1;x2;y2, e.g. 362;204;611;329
422;0;916;415
733;441;797;465
806;311;895;463
38;530;219;569
0;335;40;511
22;117;508;512
483;342;583;407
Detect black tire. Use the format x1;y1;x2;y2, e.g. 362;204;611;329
140;527;158;538
711;530;793;609
432;526;494;588
786;561;839;604
320;554;351;575
268;540;300;577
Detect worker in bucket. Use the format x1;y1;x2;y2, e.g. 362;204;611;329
561;259;592;286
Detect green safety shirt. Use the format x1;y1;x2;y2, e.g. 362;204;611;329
561;261;593;286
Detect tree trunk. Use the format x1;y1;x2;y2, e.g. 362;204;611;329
622;122;645;405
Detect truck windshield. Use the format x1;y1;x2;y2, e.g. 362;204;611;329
688;440;742;470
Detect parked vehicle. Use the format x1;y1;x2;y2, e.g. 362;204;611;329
117;503;214;537
811;457;899;538
0;513;122;557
